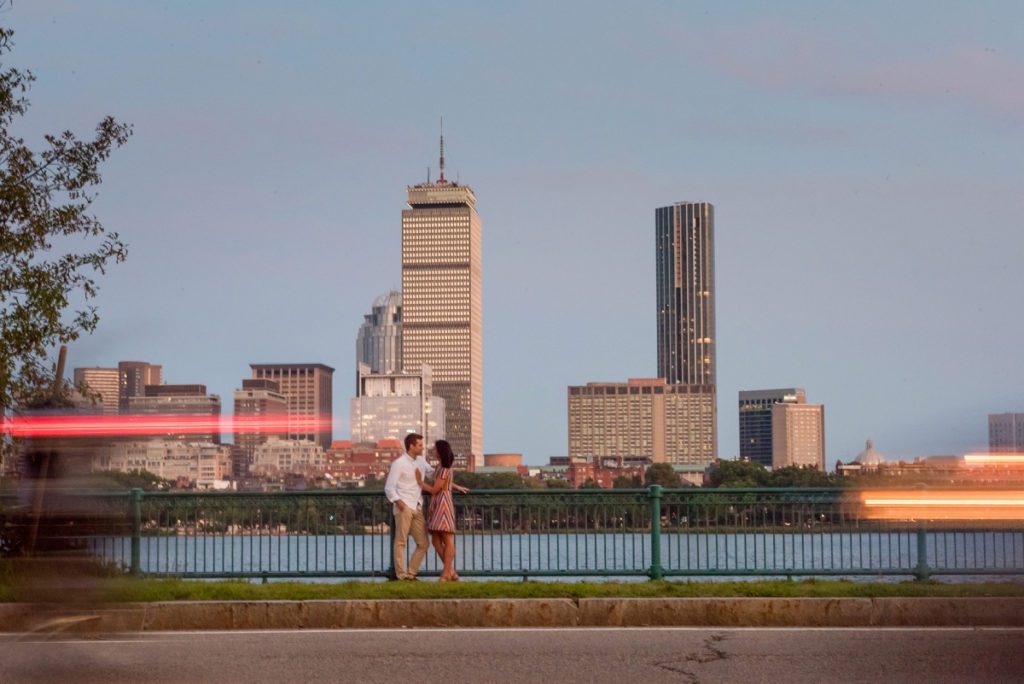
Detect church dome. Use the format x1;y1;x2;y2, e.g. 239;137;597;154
853;439;886;466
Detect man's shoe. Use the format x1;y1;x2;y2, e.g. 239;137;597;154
401;575;419;581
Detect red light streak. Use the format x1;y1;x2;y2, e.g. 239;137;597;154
0;414;331;438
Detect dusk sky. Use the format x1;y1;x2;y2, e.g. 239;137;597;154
8;1;1023;465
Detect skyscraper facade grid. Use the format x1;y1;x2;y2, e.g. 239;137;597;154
118;360;162;413
656;202;715;387
73;367;120;414
655;201;716;460
989;413;1024;453
250;363;334;451
400;144;482;465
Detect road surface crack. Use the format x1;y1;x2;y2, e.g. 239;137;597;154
655;632;731;682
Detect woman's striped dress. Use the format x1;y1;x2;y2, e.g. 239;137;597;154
427;466;455;533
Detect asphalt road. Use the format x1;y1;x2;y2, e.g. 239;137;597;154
2;627;1022;683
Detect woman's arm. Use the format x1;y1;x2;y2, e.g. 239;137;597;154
415;468;445;495
453;483;469;494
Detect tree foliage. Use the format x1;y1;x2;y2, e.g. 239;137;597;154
612;474;642;489
706;460;836;488
0;26;132;410
644;462;679;488
453;471;525;490
706;460;769;488
767;465;835;487
85;469;170;491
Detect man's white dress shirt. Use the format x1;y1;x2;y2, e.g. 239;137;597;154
384;453;436;510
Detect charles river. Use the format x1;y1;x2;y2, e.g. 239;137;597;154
90;530;1024;581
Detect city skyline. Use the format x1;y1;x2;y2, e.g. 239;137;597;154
12;2;1023;466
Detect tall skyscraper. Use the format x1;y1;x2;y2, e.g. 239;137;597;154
656;202;715;386
568;378;715;464
771;402;825;469
118;361;162;412
73;367;120;414
250;363;334;450
233;378;288;476
401;132;482;465
739;388;807;467
356;290;403;377
989;413;1024;453
655;201;716;459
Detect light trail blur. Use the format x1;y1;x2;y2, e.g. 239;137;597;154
964;453;1024;464
861;490;1024;521
0;414;331;438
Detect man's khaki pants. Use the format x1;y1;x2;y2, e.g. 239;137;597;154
393;504;428;579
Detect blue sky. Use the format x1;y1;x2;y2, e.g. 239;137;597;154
7;1;1023;465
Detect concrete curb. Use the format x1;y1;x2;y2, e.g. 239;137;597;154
2;598;1023;632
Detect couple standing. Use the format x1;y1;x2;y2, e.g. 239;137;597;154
384;433;468;581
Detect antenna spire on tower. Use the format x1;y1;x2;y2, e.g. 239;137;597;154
438;116;446;183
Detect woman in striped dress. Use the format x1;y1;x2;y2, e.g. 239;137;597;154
416;440;466;582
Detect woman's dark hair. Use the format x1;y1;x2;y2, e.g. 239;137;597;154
435;440;455;468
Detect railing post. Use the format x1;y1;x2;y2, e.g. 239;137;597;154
130;488;143;577
387;505;397;581
647;485;663;580
914;519;930;581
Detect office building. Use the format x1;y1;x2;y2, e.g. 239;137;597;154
250;437;326;478
356;290;403;376
568;378;715;465
656;202;715;387
93;440;232;488
401;133;482;465
989;413;1024;453
655;201;717;459
118;361;162;412
738;388;807;467
72;367;120;414
771;402;825;469
350;362;445;445
233;378;288;477
126;384;222;443
250;363;334;450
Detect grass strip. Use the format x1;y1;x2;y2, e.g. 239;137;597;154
3;577;1018;603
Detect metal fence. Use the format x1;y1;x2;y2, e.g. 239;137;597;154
4;487;1024;580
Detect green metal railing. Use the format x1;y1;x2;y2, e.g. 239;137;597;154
4;487;1024;580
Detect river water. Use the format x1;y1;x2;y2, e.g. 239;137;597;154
89;530;1024;581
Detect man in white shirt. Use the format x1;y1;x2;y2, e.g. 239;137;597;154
384;432;435;580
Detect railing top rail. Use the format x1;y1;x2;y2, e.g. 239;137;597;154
111;486;851;498
0;486;919;501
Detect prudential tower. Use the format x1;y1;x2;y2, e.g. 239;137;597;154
401;129;483;466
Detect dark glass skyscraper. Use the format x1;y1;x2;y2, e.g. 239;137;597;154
738;388;806;468
655;201;716;460
656;202;715;387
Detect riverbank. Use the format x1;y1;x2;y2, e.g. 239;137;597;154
4;576;1024;603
